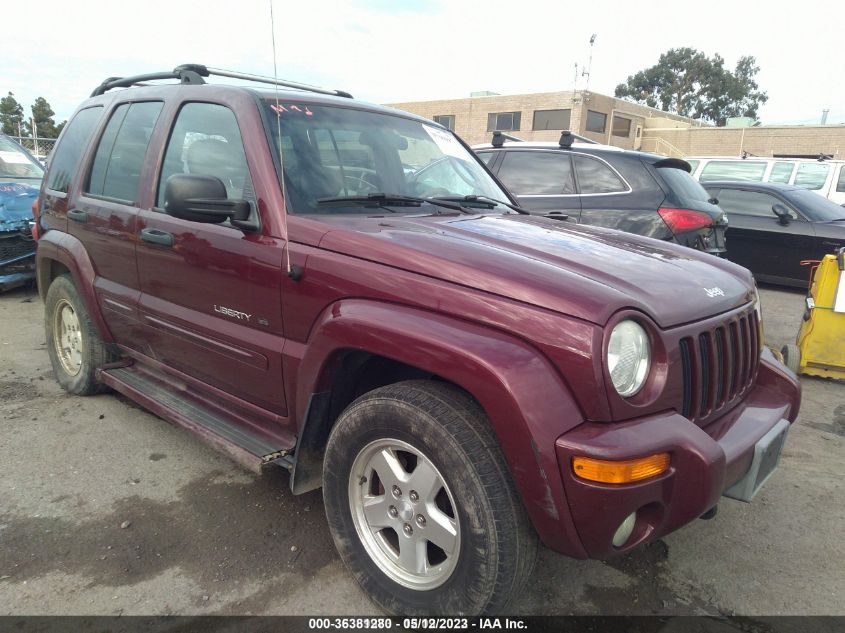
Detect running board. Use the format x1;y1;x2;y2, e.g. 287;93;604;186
98;366;295;474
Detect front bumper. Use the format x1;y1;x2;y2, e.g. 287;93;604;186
552;346;800;559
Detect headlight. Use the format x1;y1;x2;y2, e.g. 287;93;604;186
607;320;651;397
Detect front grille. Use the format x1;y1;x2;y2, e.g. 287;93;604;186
0;233;36;264
679;309;760;422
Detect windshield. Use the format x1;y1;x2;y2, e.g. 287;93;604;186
0;135;44;180
783;188;845;221
262;101;509;214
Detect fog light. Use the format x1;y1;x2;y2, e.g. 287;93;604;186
612;512;637;548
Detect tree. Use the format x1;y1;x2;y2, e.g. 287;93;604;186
614;48;768;126
0;92;25;136
29;97;62;139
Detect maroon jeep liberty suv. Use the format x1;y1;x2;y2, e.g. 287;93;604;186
34;65;801;615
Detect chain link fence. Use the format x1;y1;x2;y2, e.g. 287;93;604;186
9;136;57;161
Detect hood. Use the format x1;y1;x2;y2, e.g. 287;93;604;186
0;182;39;232
316;213;754;329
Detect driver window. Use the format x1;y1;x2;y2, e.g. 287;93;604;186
157;103;254;210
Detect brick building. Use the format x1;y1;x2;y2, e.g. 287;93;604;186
386;90;845;159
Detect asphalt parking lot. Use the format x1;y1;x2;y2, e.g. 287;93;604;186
0;282;843;616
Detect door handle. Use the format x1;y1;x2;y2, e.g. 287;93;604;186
67;209;88;223
140;228;174;247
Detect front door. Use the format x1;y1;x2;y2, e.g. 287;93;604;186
714;187;815;284
135;101;287;415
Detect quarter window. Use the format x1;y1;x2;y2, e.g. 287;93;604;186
794;163;830;190
532;109;571;131
487;111;521;132
573;155;627;194
611;116;631;138
157;103;253;209
699;160;766;182
498;152;575;195
476;151;496;166
585;110;607;134
86;101;163;202
433;115;455;131
837;166;845;193
46;107;103;194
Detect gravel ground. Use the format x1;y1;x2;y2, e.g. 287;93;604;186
0;282;842;615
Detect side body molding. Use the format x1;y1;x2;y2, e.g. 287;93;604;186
294;299;589;558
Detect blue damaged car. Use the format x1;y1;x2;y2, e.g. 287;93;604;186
0;134;43;290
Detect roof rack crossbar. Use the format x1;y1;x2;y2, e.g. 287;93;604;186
491;131;524;147
90;64;353;99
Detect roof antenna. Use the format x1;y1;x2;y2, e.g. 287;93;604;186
268;0;302;281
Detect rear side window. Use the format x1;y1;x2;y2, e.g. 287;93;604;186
837;167;845;193
685;159;699;174
46;106;103;194
573;155;627;194
656;165;711;203
769;162;794;183
715;189;797;219
498;151;575;195
794;163;830;190
86;101;163;202
699;160;766;182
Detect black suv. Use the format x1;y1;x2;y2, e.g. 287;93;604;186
474;132;728;254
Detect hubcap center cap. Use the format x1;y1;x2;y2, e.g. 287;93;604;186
398;502;414;522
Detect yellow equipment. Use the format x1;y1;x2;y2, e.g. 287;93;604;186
782;248;845;380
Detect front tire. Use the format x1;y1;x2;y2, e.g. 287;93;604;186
45;274;115;395
322;380;537;615
781;343;801;374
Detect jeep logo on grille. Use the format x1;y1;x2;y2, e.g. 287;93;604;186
704;286;725;298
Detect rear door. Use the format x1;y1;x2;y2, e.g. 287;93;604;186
708;187;814;284
492;150;580;221
72;101;164;342
575;154;670;239
135;99;288;415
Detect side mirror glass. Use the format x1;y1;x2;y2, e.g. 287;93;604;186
772;203;791;225
164;174;250;225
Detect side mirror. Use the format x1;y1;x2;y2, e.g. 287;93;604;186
772;203;791;225
708;197;719;205
164;174;251;226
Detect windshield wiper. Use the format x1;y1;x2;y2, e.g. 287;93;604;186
430;194;529;214
317;192;468;213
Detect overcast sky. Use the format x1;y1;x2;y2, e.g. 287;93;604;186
2;0;843;129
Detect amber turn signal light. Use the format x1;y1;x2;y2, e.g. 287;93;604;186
572;453;670;484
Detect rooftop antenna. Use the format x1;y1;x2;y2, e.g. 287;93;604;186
582;33;597;94
268;0;301;281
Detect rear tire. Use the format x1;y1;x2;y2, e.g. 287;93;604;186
781;344;801;375
45;274;115;395
322;380;538;615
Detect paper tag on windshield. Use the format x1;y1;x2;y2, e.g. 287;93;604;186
423;124;465;159
0;150;30;164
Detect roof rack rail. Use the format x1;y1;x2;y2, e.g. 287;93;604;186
491;131;524;147
818;153;833;162
90;64;353;99
559;130;599;148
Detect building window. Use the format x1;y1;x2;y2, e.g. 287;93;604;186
611;115;631;138
585;110;607;134
487;111;521;132
433;115;455;131
532;109;571;131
